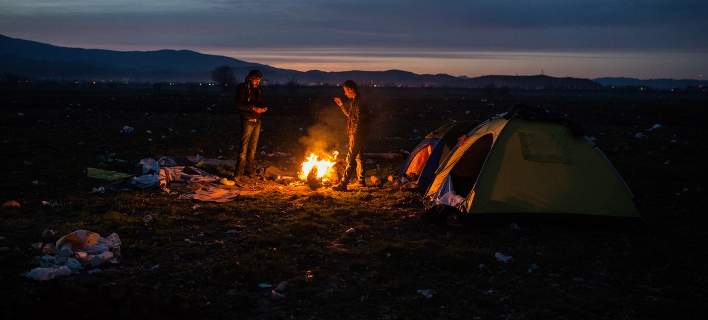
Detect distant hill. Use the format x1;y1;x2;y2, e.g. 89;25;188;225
1;34;600;89
0;34;293;82
595;77;708;89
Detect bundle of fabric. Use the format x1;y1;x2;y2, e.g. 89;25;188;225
89;157;241;203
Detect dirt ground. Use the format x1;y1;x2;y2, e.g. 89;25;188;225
1;84;706;319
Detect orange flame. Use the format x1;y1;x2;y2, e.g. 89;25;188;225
299;151;338;181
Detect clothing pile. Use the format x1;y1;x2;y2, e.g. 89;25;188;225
88;156;241;203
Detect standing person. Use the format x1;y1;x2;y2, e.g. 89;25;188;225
332;80;368;191
222;70;267;185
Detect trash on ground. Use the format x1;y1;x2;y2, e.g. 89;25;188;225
91;186;106;193
25;229;121;281
436;191;465;207
86;167;132;181
417;289;435;299
2;200;21;208
528;263;540;273
120;125;134;134
494;252;513;264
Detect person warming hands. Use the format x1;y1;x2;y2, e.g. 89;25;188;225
331;80;368;191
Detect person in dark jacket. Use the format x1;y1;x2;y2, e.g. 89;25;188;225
229;70;267;182
332;80;367;191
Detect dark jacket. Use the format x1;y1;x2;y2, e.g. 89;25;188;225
337;98;368;139
236;82;264;120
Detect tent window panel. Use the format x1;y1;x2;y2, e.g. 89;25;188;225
518;129;570;164
406;144;433;178
451;134;493;197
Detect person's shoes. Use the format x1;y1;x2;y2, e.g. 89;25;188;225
219;177;235;186
331;182;348;192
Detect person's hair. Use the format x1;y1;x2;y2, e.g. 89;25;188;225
342;80;359;96
246;70;263;81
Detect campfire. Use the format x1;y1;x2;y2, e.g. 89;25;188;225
299;151;339;188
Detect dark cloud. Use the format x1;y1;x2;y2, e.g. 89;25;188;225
2;0;707;50
1;0;706;77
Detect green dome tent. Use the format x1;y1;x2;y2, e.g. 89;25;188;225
425;113;639;218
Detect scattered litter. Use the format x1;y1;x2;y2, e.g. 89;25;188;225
2;200;21;208
192;204;201;210
157;156;177;167
258;283;272;289
270;281;288;300
42;243;55;254
647;123;663;131
139;158;160;174
437;191;465;207
25;230;121;280
305;270;314;282
91;186;106;193
66;258;83;271
494;252;513;264
219;177;235;186
345;227;356;234
528;263;540;273
87;168;132;181
634;132;647;139
25;266;72;281
225;229;240;235
417;289;435;299
120;125;134;134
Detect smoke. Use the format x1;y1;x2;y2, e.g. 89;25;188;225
298;99;346;156
298;86;396;157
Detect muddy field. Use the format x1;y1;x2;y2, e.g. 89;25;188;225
1;84;706;319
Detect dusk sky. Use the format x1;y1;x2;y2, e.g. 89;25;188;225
1;0;707;78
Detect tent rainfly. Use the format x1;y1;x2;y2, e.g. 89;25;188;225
425;114;639;218
399;121;477;190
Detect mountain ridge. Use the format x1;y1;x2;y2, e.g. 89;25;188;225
0;34;627;89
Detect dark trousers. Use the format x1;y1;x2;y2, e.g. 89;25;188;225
341;135;364;183
235;118;261;176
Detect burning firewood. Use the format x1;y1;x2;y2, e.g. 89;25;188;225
299;152;338;189
306;167;322;190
